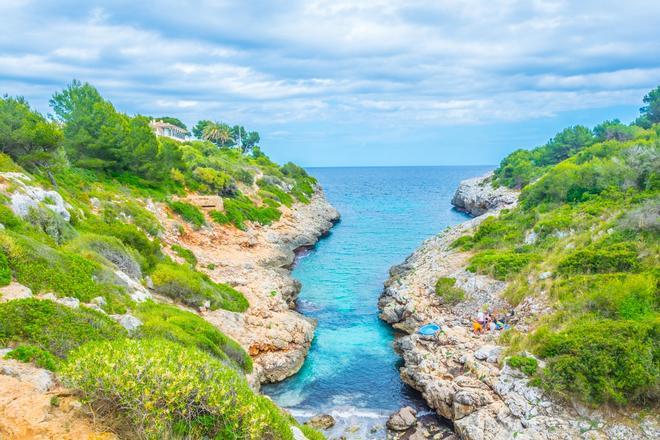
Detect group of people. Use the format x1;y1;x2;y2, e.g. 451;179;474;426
472;308;513;334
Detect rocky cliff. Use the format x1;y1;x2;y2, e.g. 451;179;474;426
450;172;518;217
155;188;339;386
379;174;657;440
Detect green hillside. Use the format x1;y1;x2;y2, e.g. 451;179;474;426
0;81;323;439
456;86;659;407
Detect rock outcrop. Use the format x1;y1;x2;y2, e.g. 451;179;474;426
450;172;518;217
380;178;657;440
0;357;116;439
155;189;340;387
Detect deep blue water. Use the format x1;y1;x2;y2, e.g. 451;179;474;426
262;166;491;435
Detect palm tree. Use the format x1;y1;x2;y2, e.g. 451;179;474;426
202;121;232;147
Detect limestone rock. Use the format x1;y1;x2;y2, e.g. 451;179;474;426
387;406;417;431
1;172;71;221
306;414;335;430
56;297;80;309
0;282;32;302
0;359;55;392
112;314;142;332
450;172;518;217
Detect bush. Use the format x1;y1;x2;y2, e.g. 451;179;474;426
5;344;60;371
168;200;205;227
434;277;465;305
535;319;658;405
558;244;639;275
223;196;281;230
0;298;126;358
25;206;76;244
67;233;142;280
209;209;230;225
0;204;23;228
257;180;293;207
150;263;248;312
0;248;10;286
0;232;101;300
62;339;296;439
171;244;197;267
467;251;540;280
506;355;538;376
81;219;163;272
135;301;251;372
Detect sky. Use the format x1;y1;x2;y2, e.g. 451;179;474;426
1;1;659;167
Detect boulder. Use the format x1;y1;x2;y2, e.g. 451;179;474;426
0;282;32;302
56;297;80;309
113;314;142;332
305;414;335;430
474;345;502;363
387;406;417;431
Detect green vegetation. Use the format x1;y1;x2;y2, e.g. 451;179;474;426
463;86;660;407
434;277;465;305
5;344;60;371
0;248;10;286
506;355;538;376
134;301;251;372
467;251;540;280
150;263;248;311
171;244;197;267
216;195;282;230
168;200;205;227
62;339;297;440
0;299;126;358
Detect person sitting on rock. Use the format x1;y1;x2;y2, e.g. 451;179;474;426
472;319;483;334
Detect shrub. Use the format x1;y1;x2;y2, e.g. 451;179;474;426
25;206;76;244
434;277;465;305
558;244;639;275
0;233;100;300
506;355;538;376
168;200;205;227
135;301;251;372
0;248;9;286
223;196;281;230
150;263;248;312
0;204;22;228
171;244;197;267
467;251;540;280
257;180;293;207
209;209;230;225
62;339;296;439
535;319;658;405
67;233;142;280
81;219;163;272
0;298;125;358
5;344;60;371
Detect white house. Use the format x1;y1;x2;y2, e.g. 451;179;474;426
149;120;190;141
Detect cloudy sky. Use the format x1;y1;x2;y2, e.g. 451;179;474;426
1;1;659;166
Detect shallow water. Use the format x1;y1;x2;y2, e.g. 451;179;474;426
262;166;491;438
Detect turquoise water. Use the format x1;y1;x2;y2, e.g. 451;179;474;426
262;166;491;436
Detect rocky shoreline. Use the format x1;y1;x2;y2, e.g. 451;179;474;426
157;187;340;387
379;174;658;440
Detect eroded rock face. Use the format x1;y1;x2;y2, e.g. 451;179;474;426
0;282;33;302
380;181;657;440
450;172;518;217
156;189;340;387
